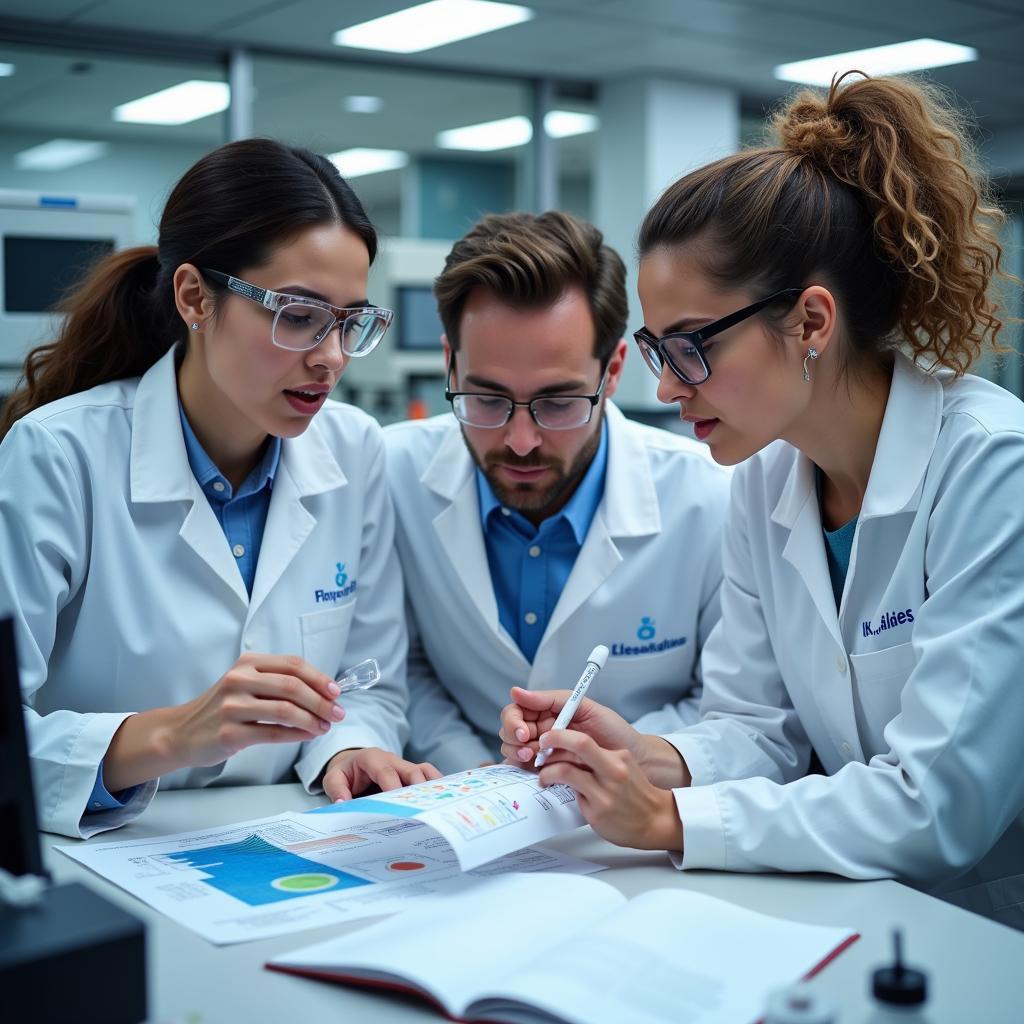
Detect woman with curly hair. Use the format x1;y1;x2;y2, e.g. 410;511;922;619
501;72;1024;929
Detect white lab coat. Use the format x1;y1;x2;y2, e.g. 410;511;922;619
667;353;1024;929
0;347;409;838
385;403;732;773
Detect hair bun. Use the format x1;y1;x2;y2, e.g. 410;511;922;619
777;93;861;167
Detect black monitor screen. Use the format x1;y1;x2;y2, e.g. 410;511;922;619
4;235;115;314
0;616;44;877
397;284;444;351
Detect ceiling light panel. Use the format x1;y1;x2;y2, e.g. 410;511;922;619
334;1;533;55
113;81;230;125
15;139;109;171
774;39;978;86
328;148;409;177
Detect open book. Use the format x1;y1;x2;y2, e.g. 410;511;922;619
268;873;858;1024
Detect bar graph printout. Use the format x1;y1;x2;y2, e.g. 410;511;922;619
56;766;597;944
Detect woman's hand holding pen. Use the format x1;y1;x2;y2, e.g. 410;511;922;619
499;686;691;790
535;728;684;854
499;687;638;767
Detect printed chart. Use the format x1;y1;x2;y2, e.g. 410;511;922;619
58;767;596;943
162;834;371;906
314;764;586;870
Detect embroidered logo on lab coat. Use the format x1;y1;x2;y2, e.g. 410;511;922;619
315;562;358;603
611;620;687;656
861;608;915;637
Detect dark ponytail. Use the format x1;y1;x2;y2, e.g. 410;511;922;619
1;139;377;438
639;72;1012;377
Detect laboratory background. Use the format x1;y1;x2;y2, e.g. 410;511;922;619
0;0;1021;424
2;3;1024;1023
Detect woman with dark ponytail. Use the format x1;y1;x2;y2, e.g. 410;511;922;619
0;139;440;838
500;73;1024;929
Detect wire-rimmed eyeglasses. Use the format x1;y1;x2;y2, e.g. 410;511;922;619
445;361;610;430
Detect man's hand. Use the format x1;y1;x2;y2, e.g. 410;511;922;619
322;748;443;802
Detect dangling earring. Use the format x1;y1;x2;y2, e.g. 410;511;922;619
802;347;818;382
190;322;200;331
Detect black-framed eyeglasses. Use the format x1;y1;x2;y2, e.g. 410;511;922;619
633;287;804;385
201;268;394;356
445;361;610;430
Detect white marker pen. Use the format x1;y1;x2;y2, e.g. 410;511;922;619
534;644;609;768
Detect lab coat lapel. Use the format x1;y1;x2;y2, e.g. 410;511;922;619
543;405;657;640
857;354;940;523
130;348;249;608
247;418;347;622
422;427;515;652
774;454;843;646
774;457;864;760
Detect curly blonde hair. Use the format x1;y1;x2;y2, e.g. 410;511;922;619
639;71;1012;376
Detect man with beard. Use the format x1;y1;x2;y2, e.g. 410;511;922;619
385;211;731;773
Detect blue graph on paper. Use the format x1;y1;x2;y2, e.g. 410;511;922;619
163;834;372;906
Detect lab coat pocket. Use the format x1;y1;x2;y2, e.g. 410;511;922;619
849;641;917;729
299;600;357;679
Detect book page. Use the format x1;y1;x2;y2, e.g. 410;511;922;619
269;873;625;1017
478;889;856;1024
310;765;587;870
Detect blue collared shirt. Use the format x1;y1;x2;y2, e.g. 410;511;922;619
477;420;608;662
178;402;281;597
86;404;282;814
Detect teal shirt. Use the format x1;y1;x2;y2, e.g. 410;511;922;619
817;468;858;607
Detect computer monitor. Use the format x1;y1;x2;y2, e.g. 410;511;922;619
0;615;147;1022
0;616;45;879
396;284;444;351
0;190;134;389
3;235;115;314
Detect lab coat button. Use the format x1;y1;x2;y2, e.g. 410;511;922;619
501;507;511;517
524;612;538;625
841;741;852;756
528;545;541;557
212;481;226;492
232;544;245;558
836;655;848;674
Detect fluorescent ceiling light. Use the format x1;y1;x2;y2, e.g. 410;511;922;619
113;80;230;125
0;63;14;77
333;0;533;54
328;148;409;177
437;110;599;151
15;139;109;171
438;115;532;151
344;95;383;114
544;110;599;138
774;38;978;86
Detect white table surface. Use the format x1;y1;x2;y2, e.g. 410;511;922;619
42;783;1024;1024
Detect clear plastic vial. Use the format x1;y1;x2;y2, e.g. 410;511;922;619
334;657;381;696
763;982;837;1024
